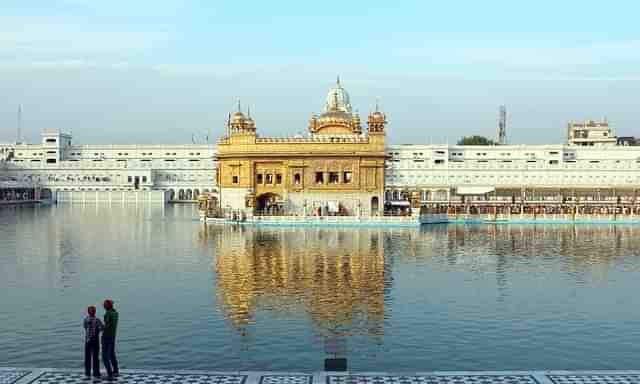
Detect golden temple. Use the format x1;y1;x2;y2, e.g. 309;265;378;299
215;78;387;217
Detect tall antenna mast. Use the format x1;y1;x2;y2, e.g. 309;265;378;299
16;105;22;144
497;105;507;145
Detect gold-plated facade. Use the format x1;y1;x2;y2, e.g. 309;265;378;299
217;80;387;216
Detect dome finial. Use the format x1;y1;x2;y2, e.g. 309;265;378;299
236;98;241;113
336;75;341;86
375;97;380;113
247;105;251;118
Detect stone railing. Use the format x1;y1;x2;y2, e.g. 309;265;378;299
219;135;371;145
256;136;370;144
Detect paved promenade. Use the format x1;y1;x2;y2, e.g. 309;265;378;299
2;368;640;384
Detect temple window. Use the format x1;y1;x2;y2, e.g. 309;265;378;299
276;174;282;184
266;174;273;184
343;171;352;183
232;176;239;184
329;172;339;184
315;172;324;184
256;174;263;184
294;173;301;185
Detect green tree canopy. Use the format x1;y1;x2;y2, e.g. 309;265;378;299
457;135;497;145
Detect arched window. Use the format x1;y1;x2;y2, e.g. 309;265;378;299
371;196;379;214
294;173;301;185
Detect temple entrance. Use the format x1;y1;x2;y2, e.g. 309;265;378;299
371;196;379;215
256;193;284;215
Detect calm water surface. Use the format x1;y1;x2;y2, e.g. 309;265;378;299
1;204;640;371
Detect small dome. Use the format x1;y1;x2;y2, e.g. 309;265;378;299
232;111;246;121
371;111;385;121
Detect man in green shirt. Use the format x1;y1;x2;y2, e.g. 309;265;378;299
102;299;119;379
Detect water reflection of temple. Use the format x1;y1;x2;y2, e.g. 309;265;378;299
202;225;391;341
199;223;640;342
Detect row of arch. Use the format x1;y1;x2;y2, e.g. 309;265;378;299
384;189;449;202
39;188;218;202
168;188;216;201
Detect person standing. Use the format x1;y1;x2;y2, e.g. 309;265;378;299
83;306;103;378
102;299;119;379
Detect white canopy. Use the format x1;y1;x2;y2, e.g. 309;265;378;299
456;186;495;195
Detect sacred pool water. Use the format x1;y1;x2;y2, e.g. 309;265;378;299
1;204;639;371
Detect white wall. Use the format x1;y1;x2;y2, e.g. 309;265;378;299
385;144;640;191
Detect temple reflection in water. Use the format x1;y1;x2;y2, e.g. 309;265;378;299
201;225;392;343
199;223;640;339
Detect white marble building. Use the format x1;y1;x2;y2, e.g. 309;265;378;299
3;127;640;206
0;129;218;202
384;143;640;204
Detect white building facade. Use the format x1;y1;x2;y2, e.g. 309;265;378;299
0;129;218;202
567;120;617;146
384;144;640;205
3;129;640;206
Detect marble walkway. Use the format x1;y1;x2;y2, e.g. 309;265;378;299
2;369;640;384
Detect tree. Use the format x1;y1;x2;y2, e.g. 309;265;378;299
457;135;496;145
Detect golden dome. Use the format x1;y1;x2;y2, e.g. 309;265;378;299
370;111;385;122
309;78;366;135
232;111;246;121
319;111;351;123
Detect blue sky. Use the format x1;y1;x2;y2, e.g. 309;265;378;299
1;0;639;144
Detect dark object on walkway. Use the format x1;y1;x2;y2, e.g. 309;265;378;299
324;358;347;371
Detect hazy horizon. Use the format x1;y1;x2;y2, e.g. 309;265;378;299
1;1;639;146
